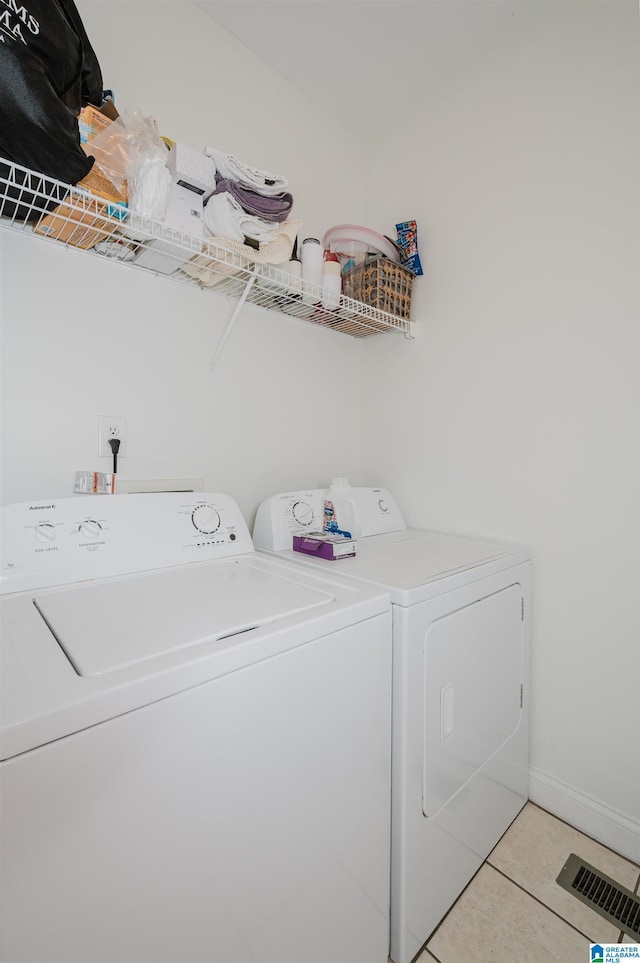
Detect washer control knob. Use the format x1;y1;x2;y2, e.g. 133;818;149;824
292;500;314;527
33;522;56;543
79;519;102;539
192;505;221;535
378;499;389;513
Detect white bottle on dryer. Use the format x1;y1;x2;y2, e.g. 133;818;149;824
323;477;360;539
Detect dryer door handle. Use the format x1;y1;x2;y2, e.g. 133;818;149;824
441;683;454;740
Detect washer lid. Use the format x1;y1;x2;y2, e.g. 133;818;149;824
1;552;389;760
34;558;334;676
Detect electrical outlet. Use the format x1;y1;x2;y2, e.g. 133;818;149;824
98;415;127;458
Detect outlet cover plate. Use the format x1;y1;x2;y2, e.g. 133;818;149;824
98;415;127;458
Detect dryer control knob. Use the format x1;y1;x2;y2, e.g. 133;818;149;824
33;522;56;543
79;519;102;539
192;505;221;535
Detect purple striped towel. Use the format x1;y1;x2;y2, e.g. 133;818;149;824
212;173;293;223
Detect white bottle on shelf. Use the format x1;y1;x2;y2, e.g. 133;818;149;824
321;258;342;310
301;237;323;305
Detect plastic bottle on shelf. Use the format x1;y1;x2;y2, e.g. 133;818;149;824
287;257;302;294
270;257;301;296
286;236;302;295
266;258;302;316
321;252;342;310
301;237;323;305
323;477;360;540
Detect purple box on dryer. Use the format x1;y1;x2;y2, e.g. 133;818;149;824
293;531;356;560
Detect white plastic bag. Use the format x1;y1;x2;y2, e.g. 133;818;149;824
83;108;171;219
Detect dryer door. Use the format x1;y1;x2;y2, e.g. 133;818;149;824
422;583;524;817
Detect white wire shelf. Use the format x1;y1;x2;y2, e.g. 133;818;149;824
0;159;414;341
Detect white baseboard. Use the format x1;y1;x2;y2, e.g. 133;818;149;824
528;766;640;865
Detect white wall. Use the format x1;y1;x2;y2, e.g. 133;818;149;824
362;2;639;854
0;1;368;523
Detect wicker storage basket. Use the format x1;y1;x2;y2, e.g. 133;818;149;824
342;256;414;319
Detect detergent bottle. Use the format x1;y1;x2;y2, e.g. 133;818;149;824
323;477;360;540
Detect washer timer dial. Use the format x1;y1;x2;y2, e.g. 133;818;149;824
191;504;221;535
291;500;315;527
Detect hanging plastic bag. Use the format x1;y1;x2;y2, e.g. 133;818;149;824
83;108;171;219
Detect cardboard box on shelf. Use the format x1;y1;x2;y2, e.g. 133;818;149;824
34;203;116;250
78;104;113;144
99;97;119;122
34;165;127;250
77;165;128;205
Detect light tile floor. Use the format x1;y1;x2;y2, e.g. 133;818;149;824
416;802;640;963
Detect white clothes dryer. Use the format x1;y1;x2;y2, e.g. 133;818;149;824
253;487;532;963
0;492;392;963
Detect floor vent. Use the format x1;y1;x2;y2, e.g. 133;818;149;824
556;853;640;940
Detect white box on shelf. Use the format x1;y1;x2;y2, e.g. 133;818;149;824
168;143;216;197
164;183;204;236
132;183;203;274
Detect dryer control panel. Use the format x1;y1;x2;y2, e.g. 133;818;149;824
0;493;254;593
350;487;406;536
253;487;406;552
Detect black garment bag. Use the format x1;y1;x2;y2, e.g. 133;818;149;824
0;0;103;220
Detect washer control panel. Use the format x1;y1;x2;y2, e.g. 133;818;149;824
0;493;253;593
252;486;406;552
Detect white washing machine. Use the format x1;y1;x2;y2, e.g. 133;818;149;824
253;487;532;963
0;492;392;963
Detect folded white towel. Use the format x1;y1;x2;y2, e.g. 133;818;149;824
182;218;302;287
204;147;288;196
204;191;281;244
